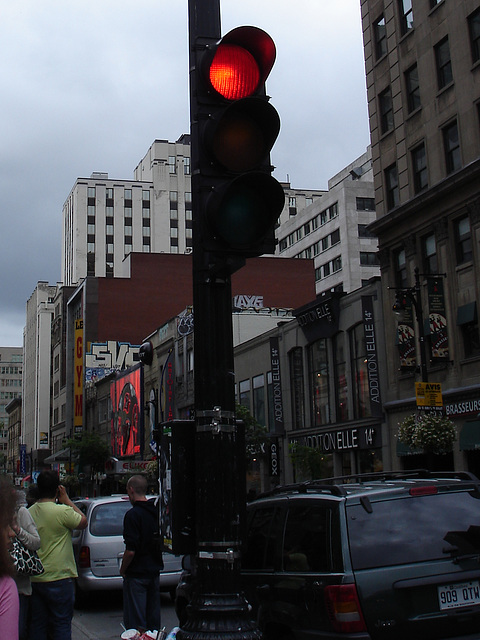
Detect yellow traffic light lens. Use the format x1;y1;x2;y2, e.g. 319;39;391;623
210;44;260;100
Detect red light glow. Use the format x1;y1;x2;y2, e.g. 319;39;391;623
210;44;260;100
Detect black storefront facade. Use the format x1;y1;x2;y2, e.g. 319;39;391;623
233;277;390;488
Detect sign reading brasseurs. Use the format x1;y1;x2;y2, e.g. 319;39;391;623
292;426;381;453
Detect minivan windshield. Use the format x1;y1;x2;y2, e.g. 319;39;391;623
347;490;480;570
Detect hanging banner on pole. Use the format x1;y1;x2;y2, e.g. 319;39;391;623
397;298;416;370
427;277;449;360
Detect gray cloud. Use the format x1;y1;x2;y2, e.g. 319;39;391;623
0;0;370;346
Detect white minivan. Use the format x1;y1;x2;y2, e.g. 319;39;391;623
72;495;182;604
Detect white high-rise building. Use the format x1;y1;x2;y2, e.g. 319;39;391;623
22;282;58;467
276;148;378;296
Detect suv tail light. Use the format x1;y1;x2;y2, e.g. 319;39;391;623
324;584;367;633
79;546;91;569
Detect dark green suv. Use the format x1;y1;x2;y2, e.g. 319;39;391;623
241;470;480;640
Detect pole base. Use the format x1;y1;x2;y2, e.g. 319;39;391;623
177;593;262;640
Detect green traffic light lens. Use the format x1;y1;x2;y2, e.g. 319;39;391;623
208;174;285;251
210;44;260;100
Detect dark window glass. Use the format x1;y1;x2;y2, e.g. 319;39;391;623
360;252;380;266
244;506;284;571
90;501;132;536
412;143;428;193
469;8;480;63
350;323;371;419
422;233;438;274
309;340;329;426
334;336;349;421
435;37;453;89
330;229;340;245
356;197;375;211
379;87;394;134
405;64;420;112
395;248;407;288
385;164;399;209
399;0;413;34
347;492;480;570
455;216;472;264
443;121;461;174
289;348;305;429
358;224;375;238
283;504;343;573
374;15;387;59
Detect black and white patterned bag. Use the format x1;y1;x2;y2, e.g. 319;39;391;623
10;537;44;576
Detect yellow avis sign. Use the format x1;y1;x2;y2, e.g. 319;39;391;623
415;382;443;408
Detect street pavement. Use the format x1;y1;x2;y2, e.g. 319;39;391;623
72;592;177;640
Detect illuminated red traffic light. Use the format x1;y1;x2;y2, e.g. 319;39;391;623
209;44;260;100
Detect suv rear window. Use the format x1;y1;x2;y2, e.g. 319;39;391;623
90;501;132;536
347;490;480;570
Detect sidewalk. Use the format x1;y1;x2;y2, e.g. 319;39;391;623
72;617;96;640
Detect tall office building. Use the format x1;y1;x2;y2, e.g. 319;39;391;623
62;134;325;287
361;0;480;472
0;346;23;468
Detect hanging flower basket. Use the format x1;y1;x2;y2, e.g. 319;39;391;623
398;413;456;455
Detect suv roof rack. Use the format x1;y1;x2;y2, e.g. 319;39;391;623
256;469;479;499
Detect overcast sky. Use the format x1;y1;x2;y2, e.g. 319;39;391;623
0;0;370;347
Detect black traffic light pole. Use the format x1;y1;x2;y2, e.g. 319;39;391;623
179;2;259;640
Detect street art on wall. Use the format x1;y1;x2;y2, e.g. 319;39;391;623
85;341;141;382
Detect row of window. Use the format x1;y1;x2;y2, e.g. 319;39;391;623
0;366;21;375
314;256;343;282
375;3;479;66
384;118;460;208
0;392;20;400
0;379;22;387
238;328;376;434
279;203;339;252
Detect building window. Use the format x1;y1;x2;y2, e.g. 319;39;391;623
443;120;461;174
350;324;371;419
334;335;349;422
455;216;472;265
385;163;399;209
330;229;340;245
380;86;394;134
398;0;413;35
457;303;480;358
422;233;438;274
184;157;190;175
374;15;387;60
332;256;342;272
253;374;265;427
430;0;441;7
356;197;375;211
435;37;453;90
88;187;95;198
309;340;329;427
358;224;375;238
360;252;380;266
289;347;305;430
239;379;251;409
168;156;176;174
412;142;428;193
469;8;480;64
394;248;407;288
405;64;420;113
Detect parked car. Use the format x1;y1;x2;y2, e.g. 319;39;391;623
72;494;181;604
176;470;480;639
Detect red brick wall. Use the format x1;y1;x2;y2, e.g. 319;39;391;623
95;253;315;344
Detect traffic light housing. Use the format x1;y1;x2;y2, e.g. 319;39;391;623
193;26;284;269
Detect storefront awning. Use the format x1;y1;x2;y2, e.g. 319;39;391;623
459;420;480;451
43;447;71;464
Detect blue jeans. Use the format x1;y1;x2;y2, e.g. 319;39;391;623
29;579;75;640
123;575;161;632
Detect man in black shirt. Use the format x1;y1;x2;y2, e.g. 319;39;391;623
120;475;163;632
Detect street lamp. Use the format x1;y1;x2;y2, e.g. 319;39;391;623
391;267;429;382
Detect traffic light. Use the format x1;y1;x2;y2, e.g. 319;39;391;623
193;26;285;269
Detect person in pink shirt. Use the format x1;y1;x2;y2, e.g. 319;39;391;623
0;478;20;640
